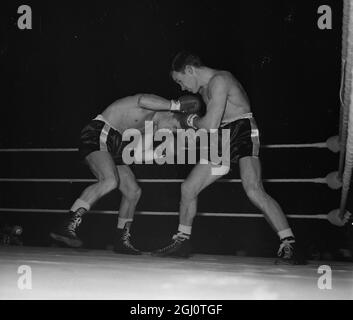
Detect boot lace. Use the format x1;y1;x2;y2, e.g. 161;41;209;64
122;230;139;251
277;240;294;259
156;234;185;254
67;216;82;235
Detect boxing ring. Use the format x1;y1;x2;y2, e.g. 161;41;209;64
1;130;352;300
1;2;353;300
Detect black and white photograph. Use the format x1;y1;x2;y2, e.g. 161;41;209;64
0;0;353;306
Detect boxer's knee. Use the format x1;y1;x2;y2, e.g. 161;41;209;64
98;177;119;195
123;185;142;203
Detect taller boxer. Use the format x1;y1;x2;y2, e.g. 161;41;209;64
152;51;306;265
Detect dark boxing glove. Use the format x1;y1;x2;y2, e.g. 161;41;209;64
173;113;199;129
170;95;201;114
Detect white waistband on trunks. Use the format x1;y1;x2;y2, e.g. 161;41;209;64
93;114;121;132
221;112;253;127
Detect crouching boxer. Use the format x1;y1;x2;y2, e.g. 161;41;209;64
50;93;201;253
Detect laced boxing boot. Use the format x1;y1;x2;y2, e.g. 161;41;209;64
113;223;142;255
50;209;85;248
275;236;307;265
152;233;191;258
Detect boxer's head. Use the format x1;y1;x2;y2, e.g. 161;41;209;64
155;112;181;132
171;51;203;94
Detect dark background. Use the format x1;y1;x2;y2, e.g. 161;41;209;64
0;0;352;259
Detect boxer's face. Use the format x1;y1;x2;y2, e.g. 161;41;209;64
172;66;198;93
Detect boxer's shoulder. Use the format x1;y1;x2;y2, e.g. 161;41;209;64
207;72;231;94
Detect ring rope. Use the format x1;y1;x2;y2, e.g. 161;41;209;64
338;0;353;179
0;177;330;184
0;148;78;152
261;143;327;148
339;0;353;218
0;142;330;152
0;208;328;219
340;115;353;217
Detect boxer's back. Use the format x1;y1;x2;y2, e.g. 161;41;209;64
101;95;156;133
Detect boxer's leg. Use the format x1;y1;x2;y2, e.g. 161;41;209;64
239;156;306;264
179;162;226;227
79;151;120;205
239;156;289;232
50;151;119;247
113;165;142;254
152;162;227;257
116;165;141;222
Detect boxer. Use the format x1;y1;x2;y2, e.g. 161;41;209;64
152;51;306;265
50;93;200;254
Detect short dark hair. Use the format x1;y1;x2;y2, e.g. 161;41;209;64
171;51;204;73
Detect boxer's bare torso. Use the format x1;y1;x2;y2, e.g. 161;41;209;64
101;95;158;134
199;70;251;125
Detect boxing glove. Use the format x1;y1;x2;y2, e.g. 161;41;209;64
170;95;201;114
173;113;199;129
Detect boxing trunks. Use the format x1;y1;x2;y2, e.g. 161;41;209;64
222;112;260;163
206;113;260;166
78;115;129;165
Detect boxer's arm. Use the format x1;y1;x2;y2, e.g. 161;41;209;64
137;94;171;111
192;76;228;130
